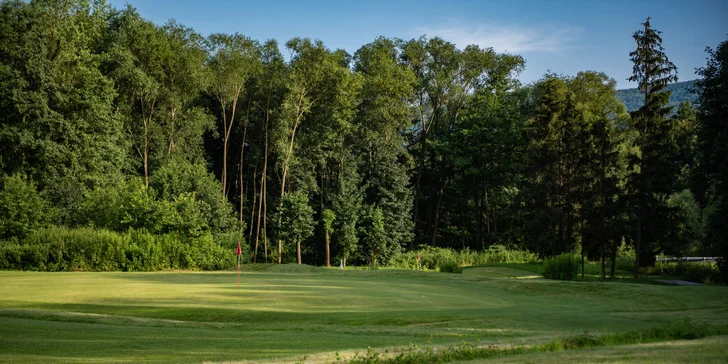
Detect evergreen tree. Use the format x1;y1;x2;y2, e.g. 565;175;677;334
568;71;629;279
521;76;583;257
627;17;679;276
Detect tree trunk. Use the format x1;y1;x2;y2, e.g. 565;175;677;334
494;206;497;235
474;179;482;250
277;99;304;265
325;229;330;267
254;175;265;264
143;119;149;187
222;135;229;199
239;124;248;231
611;241;618;279
343;254;346;268
167;107;177;160
252;175;259;263
484;181;490;235
255;111;269;264
431;177;447;246
297;239;302;264
221;97;239;200
248;164;257;243
635;205;642;278
262;180;268;264
141;97;156;188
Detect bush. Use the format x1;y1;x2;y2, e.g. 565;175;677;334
543;253;580;280
0;227;239;272
438;260;463;273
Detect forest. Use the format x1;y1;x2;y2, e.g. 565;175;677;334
1;0;727;280
617;79;698;112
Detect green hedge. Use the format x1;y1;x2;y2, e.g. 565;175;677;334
543;253;580;280
0;227;244;271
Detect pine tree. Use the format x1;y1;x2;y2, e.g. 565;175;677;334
627;17;679;276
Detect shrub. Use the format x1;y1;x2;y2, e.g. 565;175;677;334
438;259;463;273
150;159;237;233
0;227;239;272
543;253;580;280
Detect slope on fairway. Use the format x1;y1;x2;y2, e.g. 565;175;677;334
0;266;727;363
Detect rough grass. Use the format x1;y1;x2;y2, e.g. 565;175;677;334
456;335;728;363
1;264;727;363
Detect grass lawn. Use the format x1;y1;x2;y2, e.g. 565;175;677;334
1;264;727;363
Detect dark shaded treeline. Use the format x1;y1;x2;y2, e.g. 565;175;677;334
1;1;726;277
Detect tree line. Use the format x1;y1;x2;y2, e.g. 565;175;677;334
1;1;726;278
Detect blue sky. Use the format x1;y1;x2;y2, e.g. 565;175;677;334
108;0;728;89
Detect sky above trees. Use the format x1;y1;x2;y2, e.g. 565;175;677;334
107;0;728;89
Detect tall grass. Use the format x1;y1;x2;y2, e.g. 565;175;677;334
542;253;580;280
388;245;538;270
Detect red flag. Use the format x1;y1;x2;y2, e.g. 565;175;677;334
236;241;242;256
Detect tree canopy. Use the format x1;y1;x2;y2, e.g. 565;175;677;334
0;2;725;275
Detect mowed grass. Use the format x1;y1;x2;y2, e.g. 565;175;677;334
1;264;727;363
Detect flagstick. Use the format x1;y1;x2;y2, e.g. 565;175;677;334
237;255;240;287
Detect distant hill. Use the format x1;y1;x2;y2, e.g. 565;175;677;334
617;79;698;112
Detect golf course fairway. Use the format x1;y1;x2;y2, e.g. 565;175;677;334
1;265;727;363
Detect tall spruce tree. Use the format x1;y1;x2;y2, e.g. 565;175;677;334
627;17;679;276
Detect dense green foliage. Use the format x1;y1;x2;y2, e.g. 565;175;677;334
695;38;728;282
0;1;725;276
0;227;240;271
542;253;580;280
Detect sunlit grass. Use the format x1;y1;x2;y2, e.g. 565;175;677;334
1;264;727;363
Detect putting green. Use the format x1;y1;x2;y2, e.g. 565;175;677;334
1;266;726;363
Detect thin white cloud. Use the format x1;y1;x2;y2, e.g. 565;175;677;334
413;24;580;54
